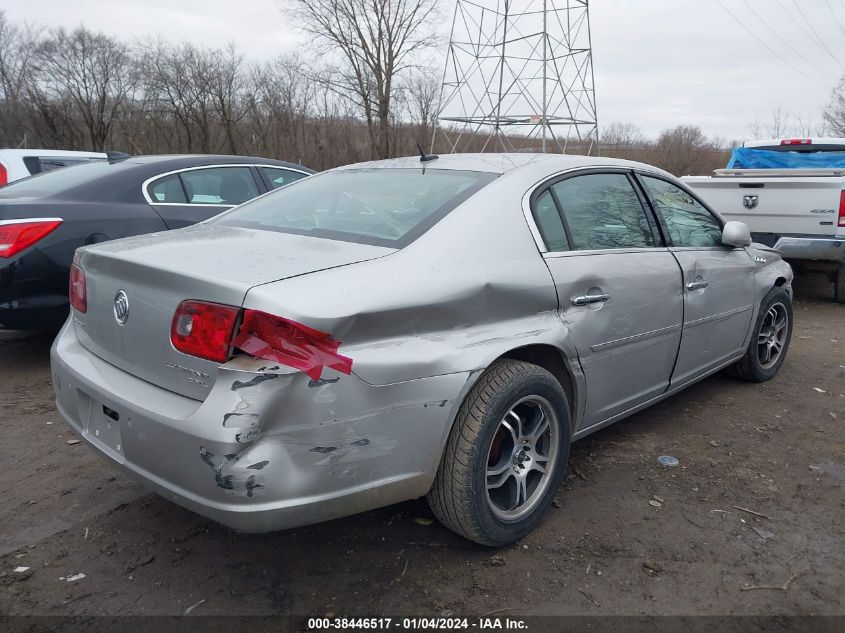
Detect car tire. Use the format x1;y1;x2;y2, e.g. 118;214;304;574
834;263;845;304
427;359;571;546
725;286;793;382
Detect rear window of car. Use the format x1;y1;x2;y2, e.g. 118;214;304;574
212;168;497;247
0;160;132;198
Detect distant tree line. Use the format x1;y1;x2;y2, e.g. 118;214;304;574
0;8;443;171
599;122;733;177
1;7;842;176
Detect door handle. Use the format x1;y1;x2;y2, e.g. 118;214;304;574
686;280;709;291
571;293;610;306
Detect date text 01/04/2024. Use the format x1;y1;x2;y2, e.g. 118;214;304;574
306;617;528;630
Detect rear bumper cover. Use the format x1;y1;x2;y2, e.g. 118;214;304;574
771;236;845;262
0;250;69;330
50;321;469;532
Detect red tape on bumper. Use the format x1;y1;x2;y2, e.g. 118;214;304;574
231;310;353;380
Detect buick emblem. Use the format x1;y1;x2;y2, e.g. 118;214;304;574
113;290;129;325
743;194;759;210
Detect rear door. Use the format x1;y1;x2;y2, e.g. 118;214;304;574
638;174;756;386
145;165;266;228
532;170;684;429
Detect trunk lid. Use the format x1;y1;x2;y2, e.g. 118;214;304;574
73;224;393;400
684;174;845;237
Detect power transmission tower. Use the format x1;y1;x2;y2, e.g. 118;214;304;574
433;0;599;155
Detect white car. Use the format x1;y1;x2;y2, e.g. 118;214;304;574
0;149;107;185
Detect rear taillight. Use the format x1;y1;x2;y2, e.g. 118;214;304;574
839;191;845;228
69;261;87;314
169;301;354;378
780;138;812;145
232;310;353;380
0;162;7;186
0;218;62;258
170;300;240;363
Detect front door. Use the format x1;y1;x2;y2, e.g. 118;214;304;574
531;172;684;429
637;175;756;386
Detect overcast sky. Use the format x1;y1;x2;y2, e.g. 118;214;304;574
1;0;843;141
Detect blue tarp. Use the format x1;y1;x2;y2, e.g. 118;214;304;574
727;146;845;169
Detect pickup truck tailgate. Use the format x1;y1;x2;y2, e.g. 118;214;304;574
683;175;843;237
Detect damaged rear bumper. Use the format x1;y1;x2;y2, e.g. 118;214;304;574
50;321;470;533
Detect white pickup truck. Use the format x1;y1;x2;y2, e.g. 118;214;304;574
684;138;845;302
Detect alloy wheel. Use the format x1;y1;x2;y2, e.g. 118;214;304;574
757;302;789;369
485;395;559;522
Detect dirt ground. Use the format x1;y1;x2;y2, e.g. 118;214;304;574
0;272;842;618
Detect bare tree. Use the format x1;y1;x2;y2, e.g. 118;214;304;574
208;43;248;155
651;124;725;176
600;122;644;150
598;121;648;161
749;105;794;139
35;26;137;151
0;10;40;146
402;69;439;138
823;75;845;136
286;0;440;159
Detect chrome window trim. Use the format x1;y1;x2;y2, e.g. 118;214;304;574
142;163;311;206
668;246;731;252
543;246;674;259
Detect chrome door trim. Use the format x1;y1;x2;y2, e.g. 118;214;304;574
589;323;682;353
683;304;753;329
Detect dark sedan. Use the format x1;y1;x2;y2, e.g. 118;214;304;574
0;154;312;330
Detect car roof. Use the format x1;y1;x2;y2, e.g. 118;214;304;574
333;152;673;178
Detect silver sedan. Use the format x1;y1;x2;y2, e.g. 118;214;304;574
51;153;793;545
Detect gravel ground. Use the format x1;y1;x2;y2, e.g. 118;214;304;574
0;272;842;617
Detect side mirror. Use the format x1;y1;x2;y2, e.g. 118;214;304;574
722;221;752;247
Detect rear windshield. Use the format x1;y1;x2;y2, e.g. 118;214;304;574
212;168;497;247
0;160;131;198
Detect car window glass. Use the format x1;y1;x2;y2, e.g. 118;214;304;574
179;167;259;205
261;167;307;190
148;174;187;203
213;168;496;248
641;176;723;247
533;190;569;252
551;174;654;250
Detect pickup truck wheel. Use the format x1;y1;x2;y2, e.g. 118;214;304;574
427;359;571;546
725;286;793;382
835;263;845;304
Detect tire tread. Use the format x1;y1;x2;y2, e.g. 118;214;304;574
427;359;566;545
